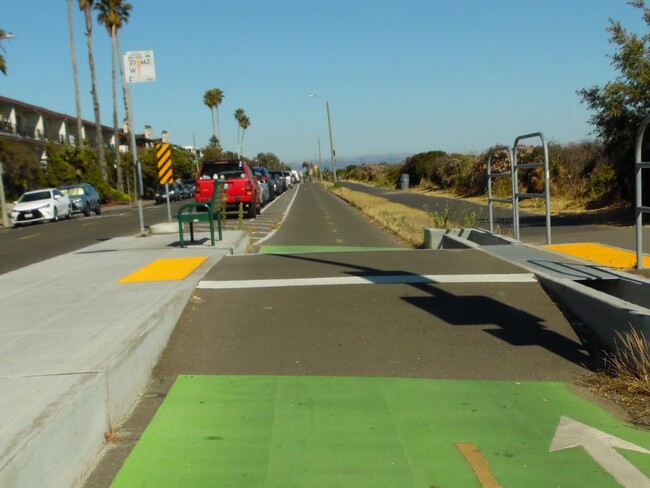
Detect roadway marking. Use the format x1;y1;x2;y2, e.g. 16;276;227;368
545;242;650;268
109;377;650;487
550;416;650;487
119;257;208;283
197;273;537;290
456;443;502;488
18;233;40;240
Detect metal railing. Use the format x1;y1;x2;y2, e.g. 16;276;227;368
634;116;650;269
512;132;551;244
486;145;514;233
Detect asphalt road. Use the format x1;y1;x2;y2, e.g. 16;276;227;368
0;202;170;275
82;182;601;488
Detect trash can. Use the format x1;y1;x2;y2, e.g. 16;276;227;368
400;173;410;190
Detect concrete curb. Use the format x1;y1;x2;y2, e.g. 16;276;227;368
0;232;248;488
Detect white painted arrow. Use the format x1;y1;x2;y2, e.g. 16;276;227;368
549;416;650;488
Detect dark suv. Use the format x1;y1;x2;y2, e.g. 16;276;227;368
60;183;102;216
196;160;260;218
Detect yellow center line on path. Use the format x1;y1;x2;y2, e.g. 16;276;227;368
19;234;40;240
456;443;502;488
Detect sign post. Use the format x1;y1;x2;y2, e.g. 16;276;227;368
123;50;156;236
156;143;173;222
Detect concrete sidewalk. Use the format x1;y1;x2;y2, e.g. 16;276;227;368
0;230;248;488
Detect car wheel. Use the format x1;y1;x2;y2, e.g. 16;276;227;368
247;202;256;219
50;207;58;222
95;203;102;215
83;203;91;217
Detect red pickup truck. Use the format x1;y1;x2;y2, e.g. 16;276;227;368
195;159;261;218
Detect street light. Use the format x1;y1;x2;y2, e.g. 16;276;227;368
309;93;337;183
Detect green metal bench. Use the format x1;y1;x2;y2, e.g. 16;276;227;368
177;180;225;247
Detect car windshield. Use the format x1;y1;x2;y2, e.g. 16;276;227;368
200;162;245;180
61;187;84;196
19;191;51;202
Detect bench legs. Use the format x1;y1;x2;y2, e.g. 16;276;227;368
177;212;222;248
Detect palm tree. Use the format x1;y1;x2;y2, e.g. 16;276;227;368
212;88;224;140
79;0;108;183
96;0;132;192
234;109;250;157
240;115;251;154
66;1;84;149
203;88;224;142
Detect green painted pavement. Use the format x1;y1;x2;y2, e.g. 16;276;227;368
258;245;399;254
111;376;650;487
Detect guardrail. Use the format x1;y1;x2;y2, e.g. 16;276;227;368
486;145;514;233
512;132;551;244
484;133;551;244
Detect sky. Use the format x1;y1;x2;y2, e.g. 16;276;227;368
1;0;648;166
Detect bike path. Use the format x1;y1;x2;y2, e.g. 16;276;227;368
102;184;650;487
111;375;650;487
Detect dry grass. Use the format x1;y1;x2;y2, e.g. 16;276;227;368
104;428;122;443
326;184;433;247
585;329;650;427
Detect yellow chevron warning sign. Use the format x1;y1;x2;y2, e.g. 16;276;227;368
156;143;173;184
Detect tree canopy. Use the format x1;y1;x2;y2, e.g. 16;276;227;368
578;0;650;198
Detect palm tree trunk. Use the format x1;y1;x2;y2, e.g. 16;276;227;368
84;5;108;183
116;31;133;159
111;27;123;191
67;0;84;149
216;108;220;142
211;108;216;140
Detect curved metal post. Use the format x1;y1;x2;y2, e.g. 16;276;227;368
634;116;650;269
512;132;551;244
486;145;514;233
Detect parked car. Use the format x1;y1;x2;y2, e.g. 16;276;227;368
155;182;183;204
253;166;275;202
195;159;260;218
11;188;72;227
60;183;102;216
269;170;288;193
180;183;195;199
282;171;293;188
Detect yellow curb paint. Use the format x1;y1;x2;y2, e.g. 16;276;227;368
456;443;502;488
545;242;650;269
118;257;208;283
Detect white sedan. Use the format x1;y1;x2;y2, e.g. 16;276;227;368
11;188;72;227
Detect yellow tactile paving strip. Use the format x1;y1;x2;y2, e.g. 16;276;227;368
118;257;208;283
545;242;650;269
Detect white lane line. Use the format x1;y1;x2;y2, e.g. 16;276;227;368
198;273;537;290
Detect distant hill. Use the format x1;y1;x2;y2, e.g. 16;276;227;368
289;153;411;169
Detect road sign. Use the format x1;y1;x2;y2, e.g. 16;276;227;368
156;143;173;184
124;50;156;83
